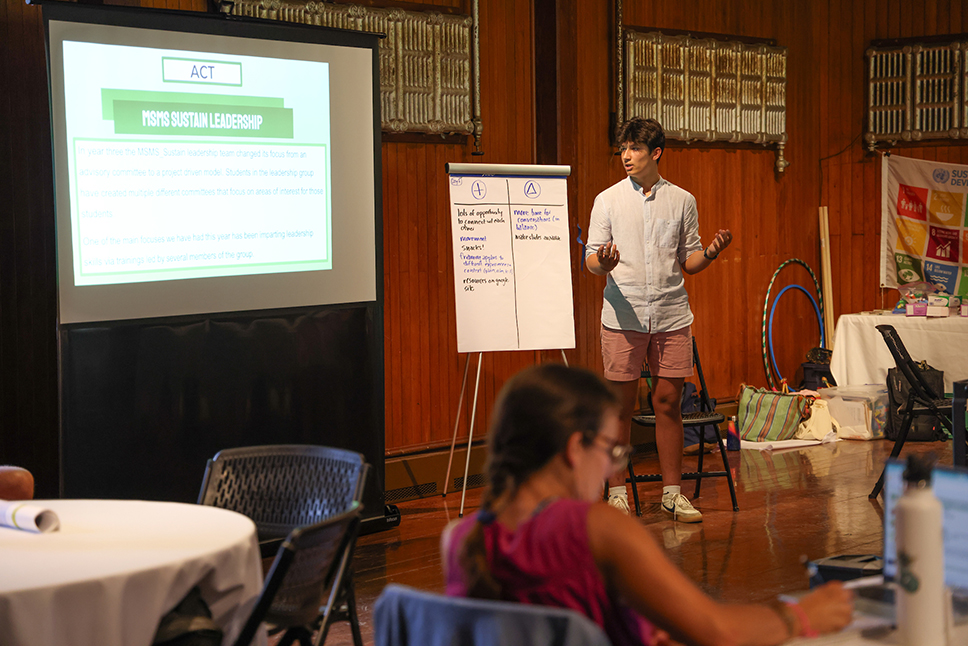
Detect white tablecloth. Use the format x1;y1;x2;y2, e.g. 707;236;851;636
830;313;968;393
0;499;267;646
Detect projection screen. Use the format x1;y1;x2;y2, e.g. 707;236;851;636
46;5;379;323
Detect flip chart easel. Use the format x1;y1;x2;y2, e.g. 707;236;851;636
441;163;575;516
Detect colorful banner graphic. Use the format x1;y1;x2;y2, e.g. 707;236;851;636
880;154;968;297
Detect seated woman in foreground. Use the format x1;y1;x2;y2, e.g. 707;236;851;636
442;365;852;646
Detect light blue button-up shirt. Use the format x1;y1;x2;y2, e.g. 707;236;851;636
584;176;703;333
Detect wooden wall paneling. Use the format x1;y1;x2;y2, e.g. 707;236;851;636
382;145;399;452
860;0;876;313
414;146;430;444
819;1;830;194
408;144;427;446
910;0;924;36
381;0;541;454
861;158;876;311
512;1;533;160
399;144;419;447
926;0;940;34
426;145;442;447
886;0;899;35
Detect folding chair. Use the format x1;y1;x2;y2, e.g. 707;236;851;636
955;379;967;468
198;445;370;646
373;584;612;646
233;503;362;646
627;337;739;516
869;325;954;498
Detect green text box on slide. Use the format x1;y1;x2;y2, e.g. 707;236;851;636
111;100;293;138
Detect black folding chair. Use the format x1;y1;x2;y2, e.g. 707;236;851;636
869;325;954;498
233;503;362;646
954;379;967;468
627;337;739;516
198;445;370;646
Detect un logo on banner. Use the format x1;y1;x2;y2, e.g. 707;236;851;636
933;168;950;183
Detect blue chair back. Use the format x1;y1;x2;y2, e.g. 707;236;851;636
373;584;613;646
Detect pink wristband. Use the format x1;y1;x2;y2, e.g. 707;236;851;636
785;601;818;638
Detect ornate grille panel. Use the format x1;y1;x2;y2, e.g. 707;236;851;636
228;0;480;141
866;42;965;150
623;31;789;173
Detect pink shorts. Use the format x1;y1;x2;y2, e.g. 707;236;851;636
601;325;694;382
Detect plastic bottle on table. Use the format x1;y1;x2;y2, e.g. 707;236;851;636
895;454;948;646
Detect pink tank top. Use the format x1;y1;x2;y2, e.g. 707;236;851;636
445;498;654;646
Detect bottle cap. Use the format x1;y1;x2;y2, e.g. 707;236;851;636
904;453;935;484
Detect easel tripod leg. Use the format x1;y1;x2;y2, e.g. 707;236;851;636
442;354;472;497
459;353;484;518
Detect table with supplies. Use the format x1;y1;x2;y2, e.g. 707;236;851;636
830;313;968;393
0;499;266;646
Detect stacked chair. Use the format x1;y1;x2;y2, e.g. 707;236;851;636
198;445;370;646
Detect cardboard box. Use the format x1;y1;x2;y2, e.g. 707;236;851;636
962;303;968;317
906;302;927;316
928;294;961;308
926;305;951;317
818;385;888;440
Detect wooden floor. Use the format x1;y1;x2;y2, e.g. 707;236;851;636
318;439;951;646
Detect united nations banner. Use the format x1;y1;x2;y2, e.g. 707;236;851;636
880;154;968;295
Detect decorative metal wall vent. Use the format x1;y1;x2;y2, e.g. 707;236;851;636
865;42;966;151
385;481;437;503
620;30;789;173
227;0;481;147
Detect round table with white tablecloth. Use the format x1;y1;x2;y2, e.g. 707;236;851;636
0;499;267;646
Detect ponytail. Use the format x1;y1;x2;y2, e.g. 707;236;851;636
455;364;618;600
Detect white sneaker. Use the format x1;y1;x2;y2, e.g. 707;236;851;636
607;494;630;516
661;492;703;523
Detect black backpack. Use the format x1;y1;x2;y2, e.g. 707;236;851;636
885;364;946;442
681;381;718;447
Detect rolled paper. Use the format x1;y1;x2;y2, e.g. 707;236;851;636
0;500;60;533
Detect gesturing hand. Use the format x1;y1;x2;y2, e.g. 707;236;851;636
707;229;733;258
597;242;621;273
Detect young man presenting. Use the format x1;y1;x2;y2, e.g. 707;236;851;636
585;117;732;522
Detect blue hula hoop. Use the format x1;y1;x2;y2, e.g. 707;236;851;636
768;284;825;384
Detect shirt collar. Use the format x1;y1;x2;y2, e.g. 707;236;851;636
629;176;664;197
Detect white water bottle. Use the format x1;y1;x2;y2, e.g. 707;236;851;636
895;455;947;646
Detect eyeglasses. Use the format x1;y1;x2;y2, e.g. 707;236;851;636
591;436;634;470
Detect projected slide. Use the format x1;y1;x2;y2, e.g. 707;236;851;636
62;41;331;286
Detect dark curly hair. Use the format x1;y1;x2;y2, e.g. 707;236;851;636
616;117;665;161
